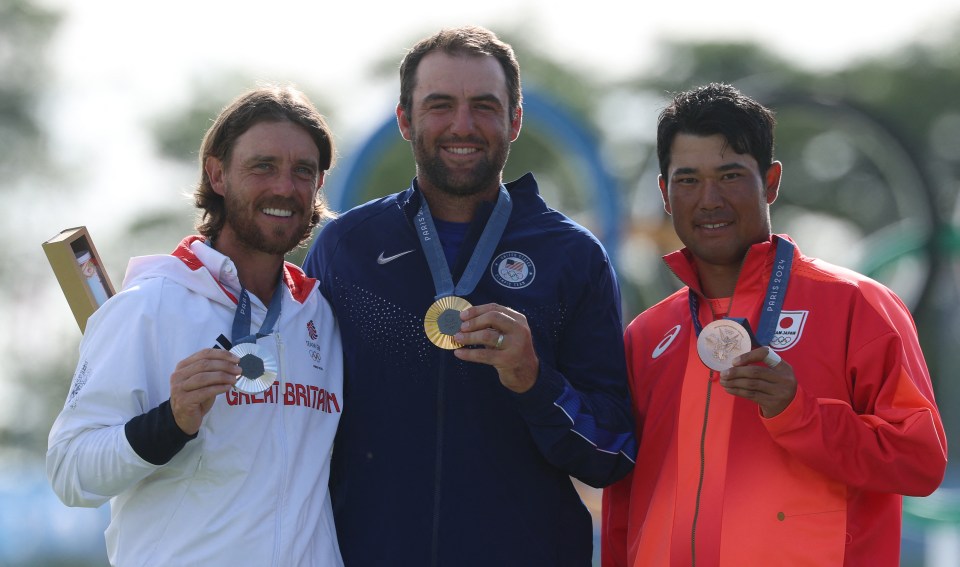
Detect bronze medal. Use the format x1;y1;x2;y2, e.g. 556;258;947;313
424;295;472;349
697;319;751;371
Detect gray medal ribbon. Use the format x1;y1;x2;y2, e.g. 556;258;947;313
414;185;513;300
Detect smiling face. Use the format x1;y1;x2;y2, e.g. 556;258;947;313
660;133;781;282
397;51;522;201
206;120;324;256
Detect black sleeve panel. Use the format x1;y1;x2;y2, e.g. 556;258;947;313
124;400;197;465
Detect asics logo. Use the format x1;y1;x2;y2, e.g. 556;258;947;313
377;249;416;265
652;325;682;359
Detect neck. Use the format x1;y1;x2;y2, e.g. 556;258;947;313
212;236;284;302
695;261;741;299
419;183;500;223
704;297;733;322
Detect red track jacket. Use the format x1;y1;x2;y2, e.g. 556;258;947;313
602;235;946;566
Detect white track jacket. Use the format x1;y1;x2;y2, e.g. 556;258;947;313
47;236;344;567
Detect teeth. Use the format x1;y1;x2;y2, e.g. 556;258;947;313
447;147;477;155
263;208;293;217
702;223;728;229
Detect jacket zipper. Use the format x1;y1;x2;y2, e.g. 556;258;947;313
664;257;741;566
273;331;288;567
691;371;714;567
430;354;447;567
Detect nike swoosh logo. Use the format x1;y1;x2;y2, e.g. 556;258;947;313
377;249;416;265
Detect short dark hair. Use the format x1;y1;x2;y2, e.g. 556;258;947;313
194;84;336;241
398;26;522;121
657;83;776;178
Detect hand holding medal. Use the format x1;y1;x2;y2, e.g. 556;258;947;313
169;348;246;436
451;303;539;393
692;237;797;417
692;237;795;373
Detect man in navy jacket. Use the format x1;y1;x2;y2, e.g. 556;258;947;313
303;26;636;566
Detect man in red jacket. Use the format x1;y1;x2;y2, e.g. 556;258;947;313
602;83;947;566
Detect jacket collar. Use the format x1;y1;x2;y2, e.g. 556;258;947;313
398;172;539;225
664;234;798;299
171;235;315;305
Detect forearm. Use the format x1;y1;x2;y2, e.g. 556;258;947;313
125;400;197;465
46;419;160;507
765;383;946;495
515;363;636;488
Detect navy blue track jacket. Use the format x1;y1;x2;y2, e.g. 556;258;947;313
303;173;636;566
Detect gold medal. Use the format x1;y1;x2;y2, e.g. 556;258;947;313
229;343;278;394
696;319;751;371
424;295;472;349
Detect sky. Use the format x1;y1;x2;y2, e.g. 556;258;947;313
50;0;960;90
47;1;960;123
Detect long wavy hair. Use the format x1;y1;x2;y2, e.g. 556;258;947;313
194;84;336;245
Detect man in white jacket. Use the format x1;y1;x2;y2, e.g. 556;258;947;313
46;85;345;567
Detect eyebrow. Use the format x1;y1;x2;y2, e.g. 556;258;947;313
243;155;319;169
717;162;749;172
421;92;504;107
671;162;749;177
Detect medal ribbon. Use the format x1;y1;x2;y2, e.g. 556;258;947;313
688;236;795;345
231;281;284;346
415;185;513;300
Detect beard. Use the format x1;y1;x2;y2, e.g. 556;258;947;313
222;187;311;256
411;130;510;197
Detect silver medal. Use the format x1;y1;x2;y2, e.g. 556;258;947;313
229;343;278;394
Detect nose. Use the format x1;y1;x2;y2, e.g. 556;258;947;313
698;178;724;210
273;169;298;196
449;105;476;136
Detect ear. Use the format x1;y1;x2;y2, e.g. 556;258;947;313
397;103;412;141
509;106;523;142
658;175;672;215
765;161;782;205
205;156;227;197
317;171;326;190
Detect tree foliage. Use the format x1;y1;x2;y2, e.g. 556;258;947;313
0;0;62;458
0;0;60;184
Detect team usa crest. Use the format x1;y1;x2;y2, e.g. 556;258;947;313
769;310;808;351
491;251;536;289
